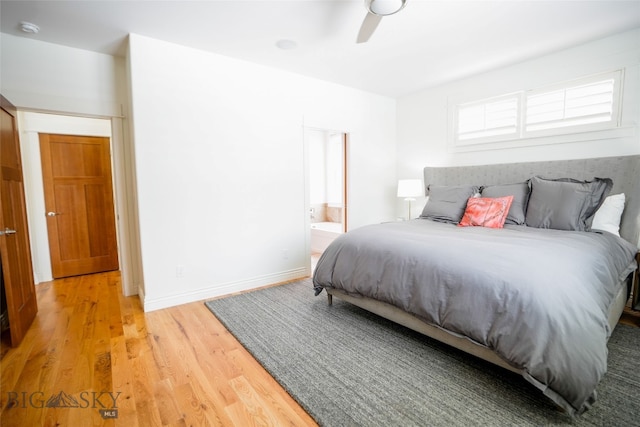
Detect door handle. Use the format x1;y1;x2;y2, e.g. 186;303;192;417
47;211;61;217
0;228;17;236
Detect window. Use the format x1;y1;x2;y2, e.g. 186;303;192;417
453;70;623;147
456;94;519;144
524;71;621;136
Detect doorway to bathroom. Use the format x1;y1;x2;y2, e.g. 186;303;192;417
304;128;347;271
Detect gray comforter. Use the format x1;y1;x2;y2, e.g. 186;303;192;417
312;219;638;415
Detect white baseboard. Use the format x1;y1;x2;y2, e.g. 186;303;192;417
141;268;308;312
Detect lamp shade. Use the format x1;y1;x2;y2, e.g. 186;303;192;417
397;179;423;198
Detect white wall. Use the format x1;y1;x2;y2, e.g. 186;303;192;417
0;33;124;117
308;130;344;207
127;34;397;311
1;33;139;296
397;28;640;188
308;130;327;205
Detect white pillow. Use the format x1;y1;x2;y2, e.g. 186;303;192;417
591;193;625;236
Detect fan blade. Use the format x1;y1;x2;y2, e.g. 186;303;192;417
356;12;383;43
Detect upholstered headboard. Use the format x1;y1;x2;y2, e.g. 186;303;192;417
423;156;640;247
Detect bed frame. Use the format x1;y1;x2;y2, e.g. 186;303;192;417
326;155;640;375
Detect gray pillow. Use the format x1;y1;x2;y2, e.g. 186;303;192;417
525;176;613;231
421;185;479;224
481;182;530;225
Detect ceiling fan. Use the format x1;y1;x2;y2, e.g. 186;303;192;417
357;0;408;43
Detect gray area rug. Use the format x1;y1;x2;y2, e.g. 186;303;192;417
205;279;640;426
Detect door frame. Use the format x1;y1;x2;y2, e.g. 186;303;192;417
17;111;140;296
303;126;349;275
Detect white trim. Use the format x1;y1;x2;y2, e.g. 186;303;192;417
17;109;138;298
19;111;112;136
137;285;145;308
141;268;308;312
111;117;140;297
17;112;113;283
452;125;636;153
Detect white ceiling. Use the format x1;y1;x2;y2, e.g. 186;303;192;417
1;1;639;97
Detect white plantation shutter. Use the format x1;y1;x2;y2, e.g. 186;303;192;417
452;70;622;148
525;74;619;133
456;95;519;143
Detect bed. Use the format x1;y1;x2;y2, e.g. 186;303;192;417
312;155;640;416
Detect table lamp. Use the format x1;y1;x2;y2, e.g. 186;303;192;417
397;179;423;220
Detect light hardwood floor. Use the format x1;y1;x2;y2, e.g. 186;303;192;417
0;271;317;427
2;271;638;426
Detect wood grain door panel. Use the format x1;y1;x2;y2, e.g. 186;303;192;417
40;134;119;278
1;95;38;346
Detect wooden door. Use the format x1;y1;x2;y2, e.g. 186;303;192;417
0;95;38;346
39;133;119;278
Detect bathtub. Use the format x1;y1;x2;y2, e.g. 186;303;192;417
310;222;343;253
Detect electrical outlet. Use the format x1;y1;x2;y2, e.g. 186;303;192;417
282;249;289;260
176;265;184;278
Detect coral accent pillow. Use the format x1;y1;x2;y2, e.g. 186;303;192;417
458;196;514;229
